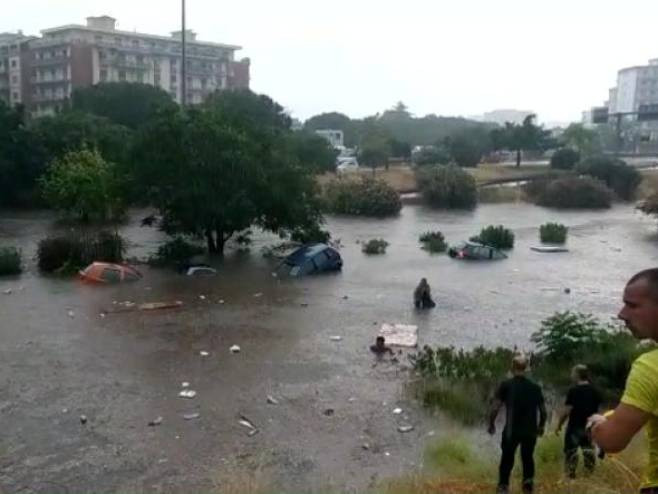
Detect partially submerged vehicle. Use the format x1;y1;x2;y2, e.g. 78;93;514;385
276;243;343;277
79;262;142;283
448;241;507;260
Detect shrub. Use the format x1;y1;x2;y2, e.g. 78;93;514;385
539;223;568;244
38;231;125;273
470;225;514;249
416;165;477;209
413;146;450;166
324;177;401;217
577;155;642;200
550;148;580;170
150;237;204;266
419;380;485;425
289;224;331;244
362;238;389;254
536;176;613;209
0;247;22;275
419;231;447;253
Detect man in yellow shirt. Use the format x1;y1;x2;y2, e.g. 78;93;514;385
591;268;658;493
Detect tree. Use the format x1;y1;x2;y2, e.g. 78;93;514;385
132;105;322;255
290;130;339;173
304;112;356;147
40;148;124;222
72;82;176;129
358;119;392;173
205;88;292;133
491;115;552;167
413;145;451;166
443;127;492;168
550;148;580;170
561;123;599;157
388;138;412;159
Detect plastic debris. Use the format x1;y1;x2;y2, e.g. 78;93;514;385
179;390;197;399
183;413;200;420
138;301;182;311
148;416;163;426
362;443;370;450
199;295;206;300
300;303;309;307
348;397;356;402
3;289;11;295
218;299;225;304
99;312;106;318
230;345;241;354
80;415;88;424
385;452;390;457
67;310;75;318
238;415;259;436
199;351;210;357
181;382;190;388
398;425;414;433
266;395;279;405
329;336;342;342
393;408;402;415
323;408;335;416
253;292;263;298
564;288;571;294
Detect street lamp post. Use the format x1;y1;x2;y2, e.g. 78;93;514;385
181;0;186;107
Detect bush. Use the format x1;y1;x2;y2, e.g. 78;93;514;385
413;146;450;166
550;148;580;170
539;222;568;244
536;177;613;209
470;225;514;249
419;380;485;426
0;247;22;275
38;231;125;273
150;237;204;266
419;231;448;253
289;224;331;244
577;155;642;200
362;238;389;254
324;177;401;217
416;165;477;209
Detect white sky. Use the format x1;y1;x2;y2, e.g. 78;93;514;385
4;0;656;124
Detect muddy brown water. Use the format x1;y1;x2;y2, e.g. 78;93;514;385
1;204;657;493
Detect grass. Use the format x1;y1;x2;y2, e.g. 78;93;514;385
378;434;646;494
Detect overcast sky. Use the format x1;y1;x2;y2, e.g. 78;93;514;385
4;0;656;124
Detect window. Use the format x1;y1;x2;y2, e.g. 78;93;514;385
10;59;17;68
100;69;108;81
11;75;17;84
101;269;121;283
170;74;177;83
118;70;126;81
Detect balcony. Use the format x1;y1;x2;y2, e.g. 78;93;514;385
32;55;70;67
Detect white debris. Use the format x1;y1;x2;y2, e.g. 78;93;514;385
199;351;210;357
393;408;402;415
67;310;75;318
183;413;200;420
230;345;241;354
99;313;106;318
253;292;263;298
398;425;414;433
3;289;11;295
266;395;279;405
148;416;163;426
218;299;225;304
179;390;197;399
181;382;190;388
329;336;342;342
199;295;206;300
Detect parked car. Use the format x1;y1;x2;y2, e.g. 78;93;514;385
448;241;507;260
276;243;343;277
337;157;359;173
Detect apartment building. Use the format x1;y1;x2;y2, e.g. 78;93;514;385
0;31;36;107
8;16;249;115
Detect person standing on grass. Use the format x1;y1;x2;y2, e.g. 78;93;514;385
590;269;658;494
488;354;547;494
555;364;602;478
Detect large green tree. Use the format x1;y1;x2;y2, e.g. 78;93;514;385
40;148;124;222
490;115;553;167
561;123;599;157
290;130;338;173
132;105;322;255
71;82;176;129
358;118;392;172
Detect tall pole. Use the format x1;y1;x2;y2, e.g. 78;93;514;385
181;0;187;107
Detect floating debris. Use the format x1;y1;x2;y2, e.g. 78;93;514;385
393;408;402;415
266;395;279;405
230;345;241;354
329;336;342;342
323;408;335;417
398;425;414;433
183;413;200;420
199;351;210;357
253;292;263;298
181;382;190;388
67;310;75;318
179;390;197;399
148;416;163;426
80;415;88;424
238;414;259;436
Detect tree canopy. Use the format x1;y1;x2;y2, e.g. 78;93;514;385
490;115;553;167
72;82;176;129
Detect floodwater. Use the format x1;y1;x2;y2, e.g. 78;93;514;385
1;203;657;493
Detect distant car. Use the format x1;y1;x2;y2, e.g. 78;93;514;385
276;243;343;277
448;241;507;260
336;157;359;173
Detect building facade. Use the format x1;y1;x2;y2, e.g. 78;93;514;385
4;16;249;115
0;32;35;107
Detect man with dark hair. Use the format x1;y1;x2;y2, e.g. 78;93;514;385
488;354;547;494
591;268;658;493
555;364;602;478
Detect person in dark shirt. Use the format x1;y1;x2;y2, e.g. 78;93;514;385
488;354;547;494
370;336;394;356
555;364;602;478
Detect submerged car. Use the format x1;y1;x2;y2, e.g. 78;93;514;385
276;243;343;277
79;262;142;283
448;241;507;260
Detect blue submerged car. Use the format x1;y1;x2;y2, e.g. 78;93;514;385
277;243;343;277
